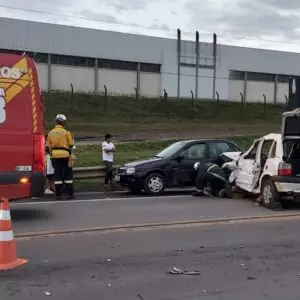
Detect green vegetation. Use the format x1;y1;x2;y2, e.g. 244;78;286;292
75;136;257;167
43;92;284;137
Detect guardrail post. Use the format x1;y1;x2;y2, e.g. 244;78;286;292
190;90;194;115
263;93;266;115
104;85;108;113
216;91;220;115
240;92;244;115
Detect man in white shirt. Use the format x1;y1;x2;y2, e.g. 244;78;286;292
102;133;116;189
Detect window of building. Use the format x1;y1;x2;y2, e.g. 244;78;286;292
140;63;161;73
278;74;290;83
98;59;138;71
247;72;275;82
51;54;94;68
0;48;48;63
229;70;245;80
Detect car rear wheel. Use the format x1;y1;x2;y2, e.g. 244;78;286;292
144;173;165;196
261;179;282;210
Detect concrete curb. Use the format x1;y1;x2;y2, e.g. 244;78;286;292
15;212;300;239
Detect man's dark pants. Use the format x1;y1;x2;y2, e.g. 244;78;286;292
52;158;73;198
195;172;230;197
104;161;113;185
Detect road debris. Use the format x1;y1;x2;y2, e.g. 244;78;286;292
246;276;257;280
169;267;201;275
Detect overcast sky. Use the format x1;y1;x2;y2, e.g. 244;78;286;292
1;0;300;52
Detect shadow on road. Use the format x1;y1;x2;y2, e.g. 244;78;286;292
11;208;52;222
283;201;300;210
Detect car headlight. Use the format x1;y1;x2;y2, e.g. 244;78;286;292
126;167;135;175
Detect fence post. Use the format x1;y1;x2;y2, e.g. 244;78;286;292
216;91;220;115
190;90;194;115
104;85;107;113
163;89;168;102
70;83;74;109
240;92;244;115
263;94;266;115
285;95;288;111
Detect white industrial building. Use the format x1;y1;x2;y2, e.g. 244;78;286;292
1;17;300;103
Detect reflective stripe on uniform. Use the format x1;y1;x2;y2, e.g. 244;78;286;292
64;180;73;184
0;210;11;221
196;188;203;193
210;172;226;182
0;230;14;242
54;181;63;185
207;164;218;172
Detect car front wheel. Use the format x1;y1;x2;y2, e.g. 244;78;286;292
144;173;165;196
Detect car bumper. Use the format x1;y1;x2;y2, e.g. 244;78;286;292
0;171;45;200
114;174;144;189
272;176;300;193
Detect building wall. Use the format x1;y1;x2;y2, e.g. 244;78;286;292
140;73;161;97
51;65;94;92
2;17;300;101
228;80;244;102
247;81;274;103
98;69;137;96
277;83;289;104
35;63;48;91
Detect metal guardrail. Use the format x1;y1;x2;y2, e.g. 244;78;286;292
73;166;118;179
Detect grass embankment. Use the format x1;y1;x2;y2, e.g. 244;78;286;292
43;92;284;137
75;136;257;191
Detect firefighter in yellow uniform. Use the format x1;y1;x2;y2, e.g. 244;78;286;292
47;114;75;200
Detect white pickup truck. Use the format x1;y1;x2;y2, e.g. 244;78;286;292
223;108;300;209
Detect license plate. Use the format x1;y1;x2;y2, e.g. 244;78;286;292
114;175;120;182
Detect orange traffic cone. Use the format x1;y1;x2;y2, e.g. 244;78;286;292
0;198;28;271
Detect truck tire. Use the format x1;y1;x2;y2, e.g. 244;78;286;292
261;179;282;210
144;173;165;196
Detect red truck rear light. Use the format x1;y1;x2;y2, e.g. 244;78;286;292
278;162;292;176
33;134;45;172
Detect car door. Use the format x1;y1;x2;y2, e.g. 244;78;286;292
235;139;262;192
172;142;208;185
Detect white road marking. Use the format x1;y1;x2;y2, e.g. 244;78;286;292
11;195;188;206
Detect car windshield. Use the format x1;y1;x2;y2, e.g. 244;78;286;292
155;141;187;158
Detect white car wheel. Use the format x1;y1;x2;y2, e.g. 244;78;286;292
144;173;165;195
263;184;273;204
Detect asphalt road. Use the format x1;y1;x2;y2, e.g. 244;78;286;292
10;193;298;235
2;219;300;299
